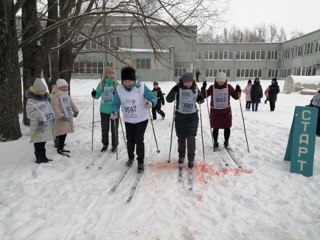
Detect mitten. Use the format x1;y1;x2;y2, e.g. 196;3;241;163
91;90;96;98
202;81;207;89
73;112;79;118
236;84;241;93
62;116;69;121
110;112;118;120
146;101;153;109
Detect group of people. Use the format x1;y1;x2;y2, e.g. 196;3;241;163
26;78;78;164
242;77;280;112
27;67;319;173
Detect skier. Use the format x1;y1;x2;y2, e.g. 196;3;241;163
166;72;204;169
111;66;157;173
51;79;79;156
91;66;119;152
201;72;241;150
308;89;320;137
243;79;252;110
26;78;55;164
266;78;280;111
151;81;165;120
250;77;263;112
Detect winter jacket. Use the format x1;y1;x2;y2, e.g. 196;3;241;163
250;82;263;103
113;81;157;123
166;80;204;137
201;81;239;129
152;87;165;109
51;90;79;136
26;88;55;143
267;81;280;102
94;78;117;114
243;84;252;102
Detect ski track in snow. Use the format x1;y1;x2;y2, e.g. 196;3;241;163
0;80;320;240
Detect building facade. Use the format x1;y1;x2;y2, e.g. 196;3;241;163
72;16;320;82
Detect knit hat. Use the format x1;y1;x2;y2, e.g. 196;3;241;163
153;81;158;85
248;79;252;84
180;72;194;82
216;72;226;83
33;78;48;92
56;79;68;88
121;66;136;81
104;66;114;77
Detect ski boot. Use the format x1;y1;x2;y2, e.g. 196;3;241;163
127;158;134;167
101;145;108;152
213;142;219;151
137;162;144;173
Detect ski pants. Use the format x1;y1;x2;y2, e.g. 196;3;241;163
177;135;195;164
125;120;148;163
101;113;119;147
212;128;230;143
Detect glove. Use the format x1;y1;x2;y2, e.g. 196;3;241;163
202;81;207;89
73;112;78;118
236;84;241;93
110;112;118;120
91;90;96;98
39;120;44;126
62;116;70;121
146;101;153;109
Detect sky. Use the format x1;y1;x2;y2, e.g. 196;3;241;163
216;0;320;36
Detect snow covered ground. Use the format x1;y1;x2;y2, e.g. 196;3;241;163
0;79;319;240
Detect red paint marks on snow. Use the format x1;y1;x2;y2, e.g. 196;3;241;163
147;161;252;184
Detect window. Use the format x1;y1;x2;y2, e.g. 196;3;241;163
79;62;85;73
267;50;278;60
236;68;262;78
175;67;186;77
86;62;91;73
196;50;202;60
73;62;79;73
136;59;151;69
98;62;104;74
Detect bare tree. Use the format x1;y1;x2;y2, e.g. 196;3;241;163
269;23;277;43
0;0;22;141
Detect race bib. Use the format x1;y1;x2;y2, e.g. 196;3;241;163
212;87;229;109
59;95;73;118
178;89;197;114
34;101;55;122
101;86;114;104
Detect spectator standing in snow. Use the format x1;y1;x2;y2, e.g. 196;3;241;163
250;77;263;112
51;79;79;156
309;90;320;137
166;72;204;169
196;70;201;82
111;66;157;173
91;66;119;153
266;78;280;111
243;79;252;110
151;81;165;120
201;72;241;150
26;78;55;164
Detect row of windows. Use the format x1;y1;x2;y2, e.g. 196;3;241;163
281;39;320;59
78;36;121;50
197;50;278;61
73;61;104;74
205;68;231;77
236;69;262;78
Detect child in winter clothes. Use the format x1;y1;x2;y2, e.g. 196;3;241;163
250;78;263;111
151;81;165;120
243;79;252;110
91;66;119;152
266;78;280;111
201;72;241;150
166;72;204;169
309;90;320;137
26;78;55;164
111;66;157;173
51;79;79;156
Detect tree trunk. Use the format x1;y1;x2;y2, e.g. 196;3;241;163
0;0;22;141
21;0;42;126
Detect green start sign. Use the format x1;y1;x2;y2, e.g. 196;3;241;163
284;106;318;177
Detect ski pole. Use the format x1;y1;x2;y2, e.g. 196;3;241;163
199;103;205;162
148;110;160;153
205;90;215;150
119;115;127;149
167;102;175;163
238;93;250;153
91;89;95;152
